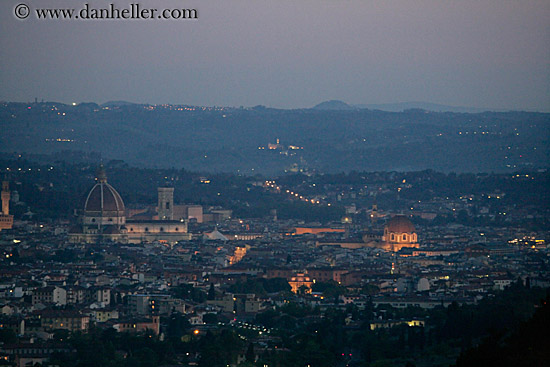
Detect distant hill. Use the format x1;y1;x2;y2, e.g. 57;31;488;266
313;100;500;113
1;102;548;174
312;100;355;110
354;102;503;113
101;100;138;107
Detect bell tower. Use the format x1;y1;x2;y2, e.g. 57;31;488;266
0;179;14;231
1;180;9;216
157;187;174;220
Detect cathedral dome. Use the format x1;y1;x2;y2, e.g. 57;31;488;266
386;215;415;234
83;166;125;214
84;182;125;212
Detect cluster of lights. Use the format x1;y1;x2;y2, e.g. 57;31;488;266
228;320;271;334
45;138;74;142
457;131;498;135
264;181;327;205
149;104;226;112
285;189;321;205
512;174;534;180
508;237;545;246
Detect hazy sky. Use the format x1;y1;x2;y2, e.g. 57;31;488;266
1;0;549;110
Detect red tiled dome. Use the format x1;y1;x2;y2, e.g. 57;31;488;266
84;182;125;212
84;166;125;213
386;215;415;233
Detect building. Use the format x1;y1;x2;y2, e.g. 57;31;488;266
369;319;425;330
318;214;420;252
0;180;14;231
113;316;160;335
229;246;247;265
207;293;264;315
39;309;90;332
294;227;345;235
90;309;119;323
157;187;174;220
86;287;111;305
68;166;126;243
381;215;419;251
68;166;191;244
32;286;67;306
289;273;313;294
173;204;203;223
307;268;348;283
127;294;170;315
0;343;75;367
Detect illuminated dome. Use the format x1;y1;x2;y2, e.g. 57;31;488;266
382;214;418;251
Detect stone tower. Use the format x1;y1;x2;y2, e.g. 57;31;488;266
1;180;10;216
157;187;174;220
0;180;13;231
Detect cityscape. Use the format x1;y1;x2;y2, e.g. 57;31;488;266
2;1;549;366
0;132;548;366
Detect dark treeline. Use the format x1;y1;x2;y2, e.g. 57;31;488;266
9;282;545;367
1;157;548;227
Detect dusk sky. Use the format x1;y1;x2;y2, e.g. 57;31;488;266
1;0;549;111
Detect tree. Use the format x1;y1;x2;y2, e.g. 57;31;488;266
245;343;255;362
167;312;190;338
208;283;216;300
298;285;310;296
0;329;17;343
203;313;218;324
263;277;291;293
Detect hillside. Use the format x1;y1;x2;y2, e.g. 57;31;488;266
0;102;548;174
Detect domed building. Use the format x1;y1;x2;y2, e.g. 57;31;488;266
318;213;420;252
83;166;126;228
69;166;191;244
381;215;419;251
68;166;127;243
